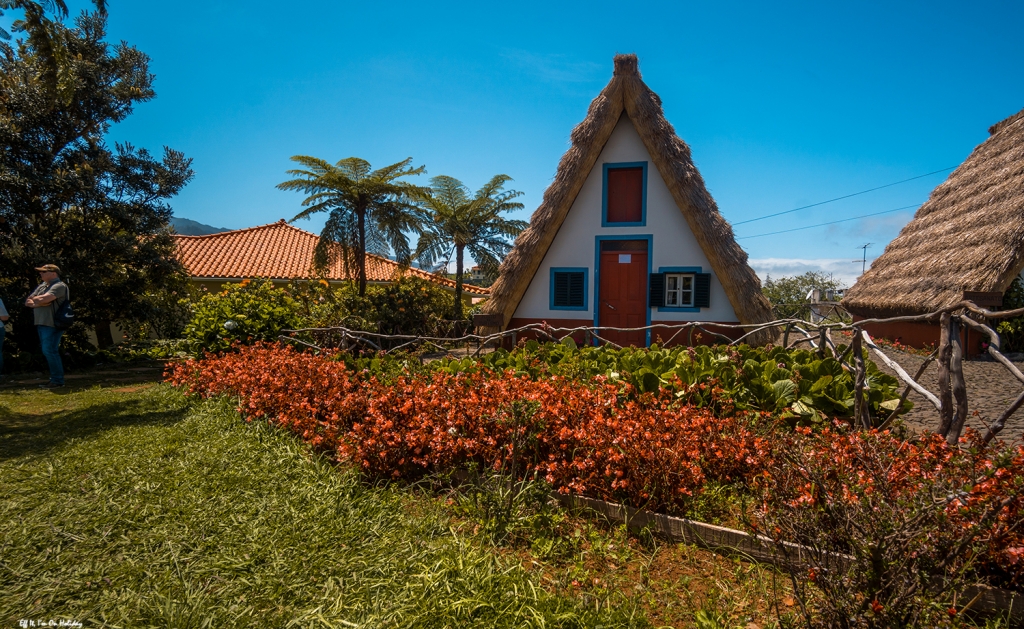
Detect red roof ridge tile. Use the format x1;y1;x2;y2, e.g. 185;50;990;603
172;219;309;240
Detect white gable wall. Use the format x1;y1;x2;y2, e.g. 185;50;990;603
512;115;740;323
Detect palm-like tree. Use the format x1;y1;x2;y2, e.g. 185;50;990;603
415;174;527;319
0;0;108;101
278;156;425;296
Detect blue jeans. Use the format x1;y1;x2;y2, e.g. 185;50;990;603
37;325;65;385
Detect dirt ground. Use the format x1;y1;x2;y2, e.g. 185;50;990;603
869;346;1024;443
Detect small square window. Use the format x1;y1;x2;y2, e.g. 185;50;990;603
665;274;694;307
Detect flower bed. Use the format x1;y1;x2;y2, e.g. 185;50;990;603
167;343;768;513
166;342;1024;598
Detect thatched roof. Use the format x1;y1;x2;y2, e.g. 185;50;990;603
482;54;774;344
843;107;1024;317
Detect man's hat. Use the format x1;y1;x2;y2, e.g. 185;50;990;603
35;264;60;273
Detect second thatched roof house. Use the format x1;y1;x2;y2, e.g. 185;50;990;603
843;107;1024;351
481;54;773;346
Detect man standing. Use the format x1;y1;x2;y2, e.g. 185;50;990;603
25;264;68;389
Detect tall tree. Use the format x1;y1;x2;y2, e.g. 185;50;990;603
414;175;526;319
0;0;108;101
277;156;425;296
762;271;845;319
0;13;193;350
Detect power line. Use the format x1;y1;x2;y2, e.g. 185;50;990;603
736;204;920;240
731;167;953;226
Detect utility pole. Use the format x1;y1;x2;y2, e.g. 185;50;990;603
854;243;872;275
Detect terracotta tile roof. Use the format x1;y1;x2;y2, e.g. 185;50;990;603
172;220;490;296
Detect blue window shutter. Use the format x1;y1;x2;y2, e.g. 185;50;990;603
649;273;665;307
552;270;586;308
694;273;711;309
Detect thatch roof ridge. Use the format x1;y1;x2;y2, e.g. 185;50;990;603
990;108;1024;136
483;54;774;344
843;106;1024;317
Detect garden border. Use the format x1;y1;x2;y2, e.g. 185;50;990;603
553;492;1023;624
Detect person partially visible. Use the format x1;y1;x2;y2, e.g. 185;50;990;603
25;264;68;389
0;296;8;380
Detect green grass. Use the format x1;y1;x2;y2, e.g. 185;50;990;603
0;384;647;628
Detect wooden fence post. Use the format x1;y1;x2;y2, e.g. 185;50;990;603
782;323;791;350
817;327;828;359
936;312;954;436
947;316;969;445
851;330;870;429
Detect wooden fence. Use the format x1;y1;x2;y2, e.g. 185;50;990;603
282;299;1024;445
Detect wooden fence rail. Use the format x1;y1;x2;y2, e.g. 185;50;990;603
280;300;1024;444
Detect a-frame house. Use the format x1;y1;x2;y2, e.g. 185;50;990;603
483;54;773;346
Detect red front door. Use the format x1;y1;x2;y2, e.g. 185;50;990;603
598;241;648;347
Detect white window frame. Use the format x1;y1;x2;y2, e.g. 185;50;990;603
664;273;695;307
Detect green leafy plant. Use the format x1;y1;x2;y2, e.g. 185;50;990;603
432;341;911;426
183;279;300;353
996;277;1024;353
288;276;456;339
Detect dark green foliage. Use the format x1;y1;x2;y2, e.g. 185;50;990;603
0;0;107;101
183;280;301;354
288;276;456;337
0;13;193;355
762;271;844;318
996;276;1024;353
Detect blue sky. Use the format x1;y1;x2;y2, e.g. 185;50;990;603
9;1;1024;285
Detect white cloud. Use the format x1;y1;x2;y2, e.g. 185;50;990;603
500;49;603;85
748;257;876;288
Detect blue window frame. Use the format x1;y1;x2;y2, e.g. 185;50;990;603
656;266;702;312
549;267;588;311
601;161;648;227
593;235;654;346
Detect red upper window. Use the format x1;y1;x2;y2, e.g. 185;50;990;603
605;167;644;223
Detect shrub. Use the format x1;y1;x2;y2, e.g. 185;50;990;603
996;276;1024;353
753;426;1024;624
183;279;301;353
287;276;457;338
366;276;457;335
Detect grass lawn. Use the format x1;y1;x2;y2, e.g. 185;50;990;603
0;381;647;628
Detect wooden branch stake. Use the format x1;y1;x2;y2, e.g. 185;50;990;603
860;331;941;412
947;316;969;445
851;330;870;429
936;312;954;436
879;349;938;430
985;388;1024;444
